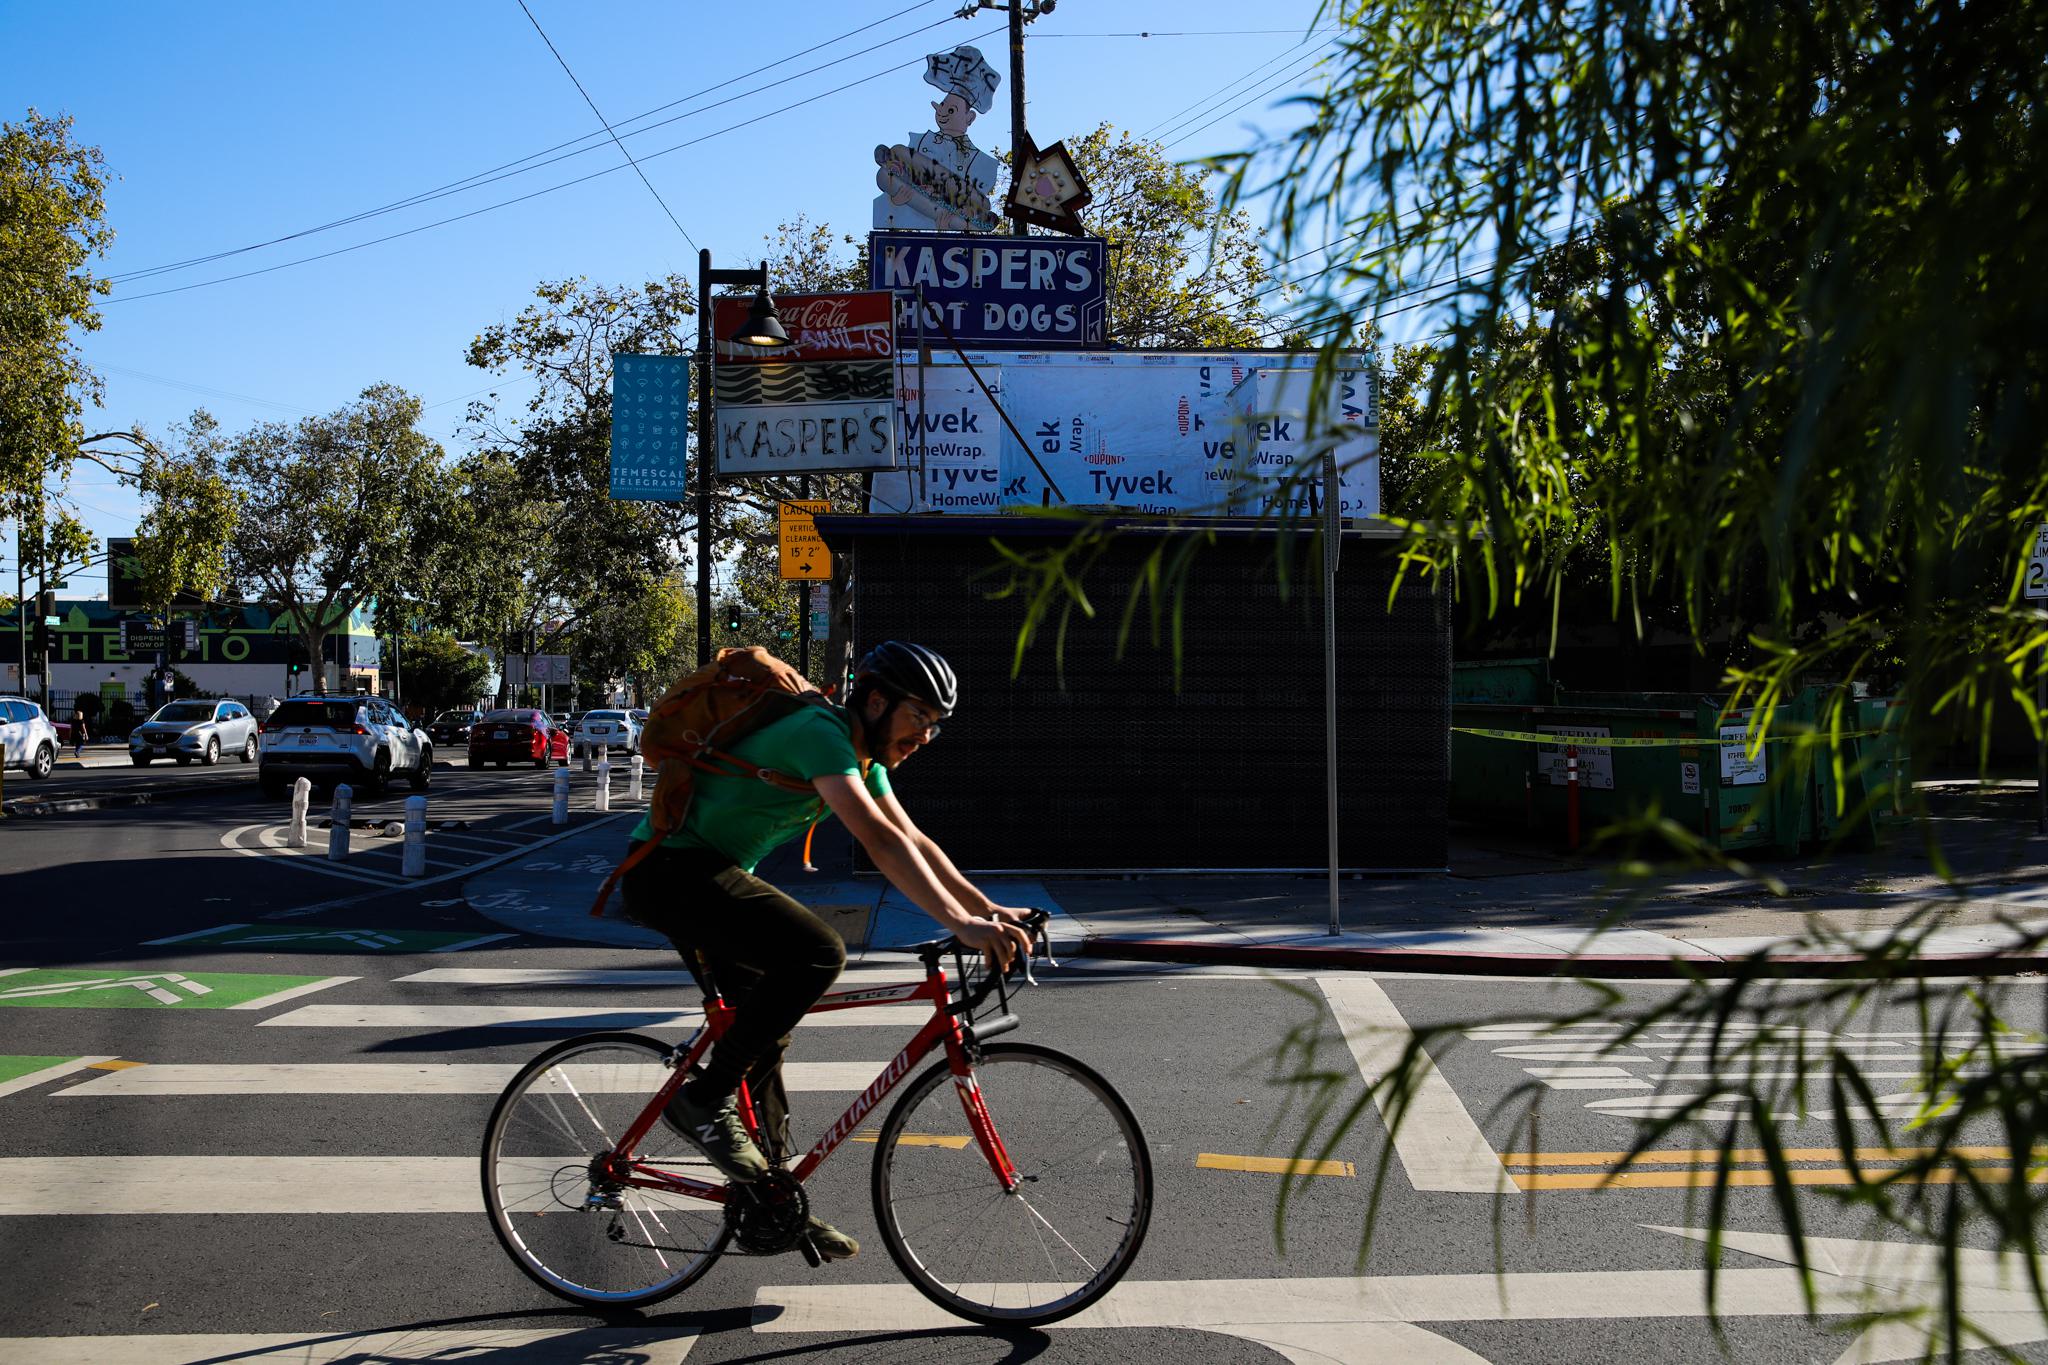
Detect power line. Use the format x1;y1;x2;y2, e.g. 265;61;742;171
1137;38;1320;141
1161;49;1331;149
109;1;950;286
1036;27;1346;37
103;26;1004;307
515;0;698;250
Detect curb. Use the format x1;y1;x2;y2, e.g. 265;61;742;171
1;781;228;818
1074;936;2048;980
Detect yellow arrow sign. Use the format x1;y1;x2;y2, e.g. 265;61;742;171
778;500;832;581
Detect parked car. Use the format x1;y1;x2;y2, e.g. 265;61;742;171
0;696;59;780
258;694;432;797
428;709;484;747
573;708;641;754
469;708;570;768
129;698;260;767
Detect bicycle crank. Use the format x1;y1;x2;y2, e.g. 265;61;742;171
723;1169;809;1255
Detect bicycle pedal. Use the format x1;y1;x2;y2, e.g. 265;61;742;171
798;1237;822;1269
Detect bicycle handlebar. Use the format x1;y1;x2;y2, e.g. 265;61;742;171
910;908;1053;1021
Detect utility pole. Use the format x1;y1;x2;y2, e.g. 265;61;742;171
961;0;1057;235
12;514;25;698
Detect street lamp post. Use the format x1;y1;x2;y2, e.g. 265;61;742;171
694;249;790;666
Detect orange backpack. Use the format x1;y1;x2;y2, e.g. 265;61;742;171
589;645;839;917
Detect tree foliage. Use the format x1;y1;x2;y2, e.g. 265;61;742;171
398;630;492;716
221;384;445;693
1126;0;2048;1349
0;110;112;507
1220;0;2047;755
1059;122;1276;348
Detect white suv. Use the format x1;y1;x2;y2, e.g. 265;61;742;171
258;694;431;798
1;697;60;780
573;708;641;754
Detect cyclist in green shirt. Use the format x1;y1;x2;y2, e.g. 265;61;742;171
621;641;1034;1262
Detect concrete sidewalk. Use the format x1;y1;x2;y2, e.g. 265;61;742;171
458;784;2048;976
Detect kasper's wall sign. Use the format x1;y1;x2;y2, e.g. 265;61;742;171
713;290;899;475
870;231;1107;348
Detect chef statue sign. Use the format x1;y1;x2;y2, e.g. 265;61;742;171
874;45;1004;233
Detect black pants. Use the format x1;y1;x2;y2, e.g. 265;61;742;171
620;841;846;1161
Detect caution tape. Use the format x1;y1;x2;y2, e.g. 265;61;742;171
1451;726;1886;749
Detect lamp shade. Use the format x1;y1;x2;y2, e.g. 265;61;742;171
730;290;790;348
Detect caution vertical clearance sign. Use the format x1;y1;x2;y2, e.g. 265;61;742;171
778;500;833;581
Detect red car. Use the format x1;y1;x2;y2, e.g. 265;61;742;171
467;709;570;768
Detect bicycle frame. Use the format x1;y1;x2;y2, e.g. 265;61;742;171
597;957;1020;1203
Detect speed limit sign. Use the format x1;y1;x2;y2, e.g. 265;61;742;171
2027;522;2048;601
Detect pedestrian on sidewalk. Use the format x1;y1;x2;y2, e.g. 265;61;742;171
68;701;88;757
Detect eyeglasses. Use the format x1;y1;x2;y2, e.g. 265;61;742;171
898;699;947;739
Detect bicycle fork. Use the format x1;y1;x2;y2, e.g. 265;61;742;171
954;1072;1022;1194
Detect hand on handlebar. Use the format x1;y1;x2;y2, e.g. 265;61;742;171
955;914;1036;974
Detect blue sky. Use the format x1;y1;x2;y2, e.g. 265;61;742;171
4;0;1335;597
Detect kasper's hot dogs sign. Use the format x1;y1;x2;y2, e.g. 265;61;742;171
712;290;899;475
870;231;1108;349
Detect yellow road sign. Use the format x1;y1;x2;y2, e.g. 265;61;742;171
778;500;832;581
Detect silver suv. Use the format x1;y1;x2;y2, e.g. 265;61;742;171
258;694;431;798
130;697;259;767
0;697;59;780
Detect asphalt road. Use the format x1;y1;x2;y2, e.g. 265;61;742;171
2;787;2045;1362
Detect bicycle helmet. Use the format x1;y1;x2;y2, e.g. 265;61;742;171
856;641;958;714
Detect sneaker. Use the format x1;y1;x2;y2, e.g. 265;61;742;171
805;1216;859;1261
664;1088;770;1183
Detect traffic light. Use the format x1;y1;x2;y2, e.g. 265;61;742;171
724;602;743;632
36;589;56;622
286;638;310;677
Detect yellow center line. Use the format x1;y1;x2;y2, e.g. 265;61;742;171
1196;1153;1356;1178
1515;1166;2048;1191
850;1133;974;1149
1499;1147;2039;1167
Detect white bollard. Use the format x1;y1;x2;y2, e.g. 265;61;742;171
551;766;570;826
580;741;594;773
328;785;353;861
288;777;311;848
594;759;611;812
401;795;428;878
629;753;644;801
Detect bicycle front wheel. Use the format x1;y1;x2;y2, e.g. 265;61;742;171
870;1042;1152;1326
481;1031;731;1307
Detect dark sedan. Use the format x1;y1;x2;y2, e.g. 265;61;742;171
467;709;570;768
429;710;484;746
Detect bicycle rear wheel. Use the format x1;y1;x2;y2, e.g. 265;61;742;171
870;1041;1152;1326
481;1031;731;1307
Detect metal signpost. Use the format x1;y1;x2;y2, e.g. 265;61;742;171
2026;522;2048;833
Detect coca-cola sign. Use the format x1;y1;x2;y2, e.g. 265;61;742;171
713;290;896;365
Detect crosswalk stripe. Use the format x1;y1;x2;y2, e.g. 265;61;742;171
393;966;933;986
256;1003;933;1029
54;1061;883;1095
0;1331;698;1363
0;1157;484;1213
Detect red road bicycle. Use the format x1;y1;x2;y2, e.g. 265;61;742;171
481;911;1153;1325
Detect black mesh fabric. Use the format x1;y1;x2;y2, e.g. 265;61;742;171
823;517;1450;872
